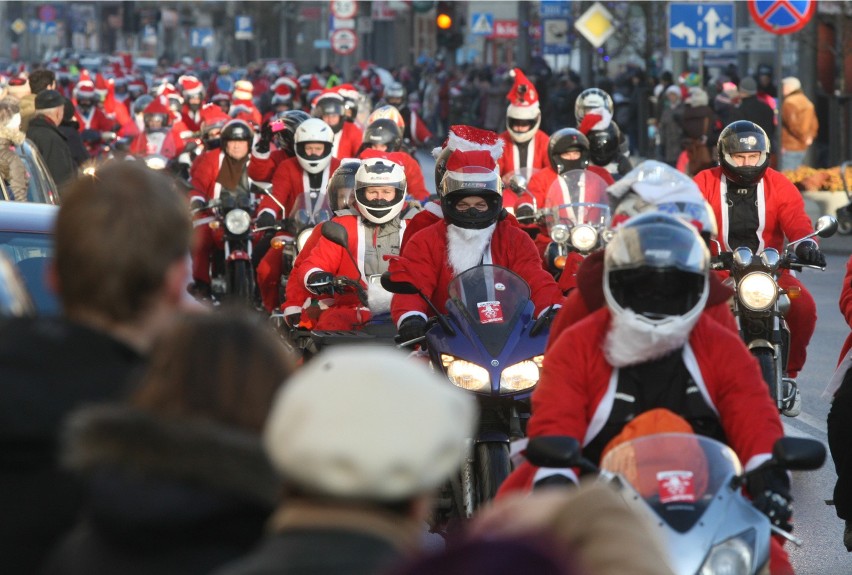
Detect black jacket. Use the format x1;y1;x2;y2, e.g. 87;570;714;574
733;96;776;141
0;317;145;574
58;119;90;168
26;115;76;187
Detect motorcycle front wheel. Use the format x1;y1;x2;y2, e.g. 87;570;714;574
475;442;511;506
753;347;779;405
227;259;255;303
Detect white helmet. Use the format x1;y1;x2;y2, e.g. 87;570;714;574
294;118;334;174
575;88;614;123
354;157;407;224
263;346;476;501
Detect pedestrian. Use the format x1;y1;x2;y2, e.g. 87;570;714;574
657;85;683;167
680;87;715;175
212;346;476;575
26;89;76;187
780;77;818;172
58;99;90;169
40;312;295;575
21;68;56;131
735;77;775;144
0;161;193;573
0;97;29;201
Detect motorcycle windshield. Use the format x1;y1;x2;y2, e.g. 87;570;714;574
543;169;611;235
288;191;333;233
501;168;539;214
600;433;742;533
447;265;531;357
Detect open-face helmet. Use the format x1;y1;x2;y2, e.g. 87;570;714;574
548;128;590;174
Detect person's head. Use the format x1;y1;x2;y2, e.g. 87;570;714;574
54;162;192;329
220;119;254;161
327;159;361;210
270;84;293;113
604;212;709;323
294;118;334;174
354;155;407;224
6;77;30;101
587;123;621;167
270;109;311;156
132;94;154;117
28;69;56;94
199;103;230;149
505;68;541;144
73;81;97;112
717;121;770;187
34;90;65;125
142;97;172;132
664;85;681;105
757;64;773;88
311;93;345;134
440;149;503;230
548;128;590;174
263;346;476;513
738;77;757;98
781;76;802;97
212;92;231;114
178;75;204;110
132;312;294;434
362;118;402;153
384;82;406;108
574;87;614;124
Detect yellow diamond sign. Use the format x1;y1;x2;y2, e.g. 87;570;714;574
575;2;614;48
10;19;26;35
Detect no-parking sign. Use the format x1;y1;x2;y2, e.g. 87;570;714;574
331;28;357;55
748;0;815;35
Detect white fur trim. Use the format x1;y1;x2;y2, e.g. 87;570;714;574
367;281;394;315
683;344;719;416
744;453;773;472
589;107;612;130
252;146;271;160
585;369;619;446
397;310;428;327
533;467;578;485
303;266;324;290
447;131;505;161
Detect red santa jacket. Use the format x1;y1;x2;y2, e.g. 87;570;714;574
389;219;561;324
257;223;325;313
129;131;178;160
404;109;432;146
75;107;115;133
694;167;813;253
501;308;784;494
399;202;523;255
248;148;290;183
497;130;551;175
189;149;245;205
181;105;202;133
332;122;363;160
258;156;341;220
840;255;852;363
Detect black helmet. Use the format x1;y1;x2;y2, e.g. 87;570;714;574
221;119;254;143
548;128;590;174
132;94;154;116
717;121;770;187
588;122;621;166
327;159;361;211
440;164;503;230
434;144;453;192
604;212;709;321
363;118;402;152
272;110;311;157
312;94;345;133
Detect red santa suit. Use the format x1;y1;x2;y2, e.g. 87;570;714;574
75;107;115;157
247;147;290;183
497;130;551;175
839;255;852;364
332;121;363;159
695;166;817;376
258;156;341;221
400;106;433;146
256;222;324;313
181;105;203;133
389;219;561;325
129;130;178;159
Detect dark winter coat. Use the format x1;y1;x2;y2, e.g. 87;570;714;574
734;96;776;141
0;317;145;574
40;404;279;575
26;114;76;187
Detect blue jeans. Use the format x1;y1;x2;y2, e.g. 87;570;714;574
781;150;806;171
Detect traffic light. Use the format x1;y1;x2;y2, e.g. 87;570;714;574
436;1;463;50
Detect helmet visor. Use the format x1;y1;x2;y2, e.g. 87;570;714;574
441;166;501;198
606;217;709;277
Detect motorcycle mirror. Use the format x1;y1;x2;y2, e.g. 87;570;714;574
815;215;838;238
772;437;826;471
321;221;349;248
380;271;419;294
525;436;583;468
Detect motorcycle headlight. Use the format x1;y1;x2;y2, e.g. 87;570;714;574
500;355;544;393
570;224;598;252
550;224;570;244
144;155;168;170
738;271;777;312
296;227;314;252
224;209;252;235
441;354;489;393
699;530;755;575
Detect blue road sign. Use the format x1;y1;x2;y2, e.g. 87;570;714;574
235;15;253;40
470;12;494;36
191;27;214;48
669;3;735;51
539;1;570;19
542;18;572;55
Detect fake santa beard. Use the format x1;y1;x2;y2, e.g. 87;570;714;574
446;223;496;276
603;306;701;368
367;281;393;315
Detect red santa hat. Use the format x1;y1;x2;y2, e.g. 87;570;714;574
446;126;504;161
156;82;183;103
113;71;127;86
199;102;230;129
505;68;540;120
78;69;93;84
359;148;407;168
143;96;171;116
444;149;499;174
128;78;147;95
73;80;96;101
178;75;204;97
271;84;292;105
94;73;109;97
233;80;254;102
577;108;612;135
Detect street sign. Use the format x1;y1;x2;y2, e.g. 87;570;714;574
470;13;494;36
748;0;814;35
191;27;214;48
314;39;332;49
542;19;571;55
575;2;614;48
490;20;518;40
736;27;775;52
37;21;57;36
539;1;570;19
330;28;357;55
10;19;26;35
332;17;356;30
668;3;734;51
330;0;358;20
235;15;253;41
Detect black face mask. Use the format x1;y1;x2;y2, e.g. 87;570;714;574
305;153;322;162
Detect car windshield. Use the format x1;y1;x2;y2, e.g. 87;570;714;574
0;231;58;315
4;142;60;204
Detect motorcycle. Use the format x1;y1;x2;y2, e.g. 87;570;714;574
382;264;554;524
501;168;540;226
524;433;825;575
712;215;838;414
540;169;611;279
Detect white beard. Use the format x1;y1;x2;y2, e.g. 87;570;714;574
446;223;496;276
367;281;394;315
603;307;701;368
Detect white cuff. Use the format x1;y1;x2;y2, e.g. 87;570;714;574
532;466;578;485
397;310;428;328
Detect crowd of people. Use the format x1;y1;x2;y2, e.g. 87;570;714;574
0;51;844;575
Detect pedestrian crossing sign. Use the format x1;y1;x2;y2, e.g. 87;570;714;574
470;12;494;36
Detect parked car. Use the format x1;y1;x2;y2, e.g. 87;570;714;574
0;202;59;315
0;140;60;205
0;251;34;317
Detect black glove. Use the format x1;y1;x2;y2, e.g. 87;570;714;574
795;241;825;267
256;212;276;230
306;271;336;295
396;315;427;344
533;474;576;490
285;312;302;328
190;199;206;212
747;468;793;531
80;129;101;143
255;123;273;154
